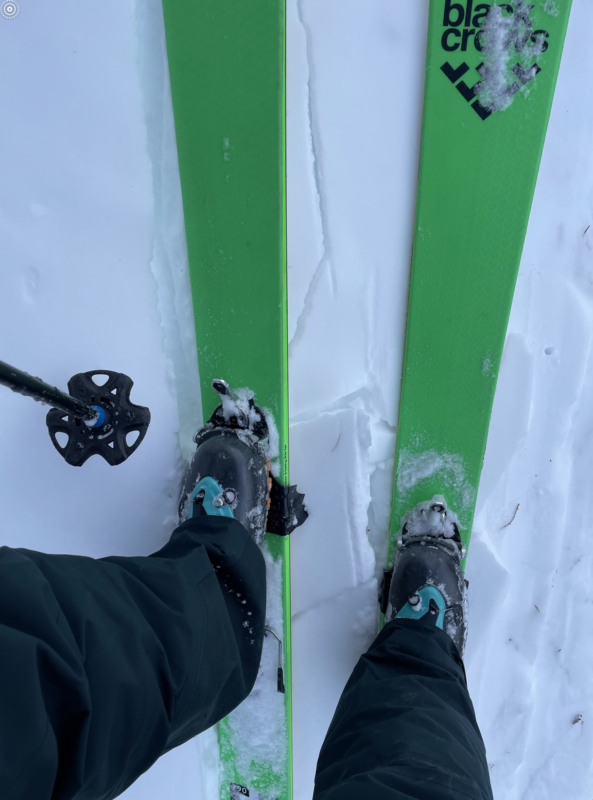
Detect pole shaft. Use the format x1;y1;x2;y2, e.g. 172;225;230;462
0;360;97;420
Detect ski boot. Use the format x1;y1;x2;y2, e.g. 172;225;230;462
179;379;307;545
381;496;468;656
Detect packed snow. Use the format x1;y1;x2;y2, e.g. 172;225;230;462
477;0;548;113
400;496;461;542
226;547;288;798
1;1;593;799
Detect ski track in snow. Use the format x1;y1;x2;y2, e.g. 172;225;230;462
2;1;593;800
288;4;428;793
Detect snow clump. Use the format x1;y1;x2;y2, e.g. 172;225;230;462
220;387;280;476
542;0;559;16
221;387;263;430
478;0;547;113
401;495;461;540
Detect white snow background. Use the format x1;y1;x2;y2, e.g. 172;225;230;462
1;0;592;798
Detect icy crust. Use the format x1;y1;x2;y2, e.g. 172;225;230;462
401;495;461;540
477;0;548;113
225;546;287;798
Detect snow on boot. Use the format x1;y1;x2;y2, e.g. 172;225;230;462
384;496;468;656
179;380;272;545
179;379;308;545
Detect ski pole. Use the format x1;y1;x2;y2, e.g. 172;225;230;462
0;359;100;424
0;359;151;466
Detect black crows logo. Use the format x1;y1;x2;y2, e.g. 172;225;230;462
439;1;550;120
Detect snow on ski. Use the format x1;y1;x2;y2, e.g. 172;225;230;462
160;1;301;798
2;1;593;798
384;0;573;588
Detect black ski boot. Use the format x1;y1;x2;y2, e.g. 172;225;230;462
383;496;468;656
179;379;307;545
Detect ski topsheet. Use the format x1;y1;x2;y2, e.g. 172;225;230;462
386;0;572;574
161;2;291;799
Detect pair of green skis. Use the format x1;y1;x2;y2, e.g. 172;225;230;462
161;1;573;798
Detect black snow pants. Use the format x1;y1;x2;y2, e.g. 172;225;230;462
0;516;266;800
312;618;494;800
0;513;493;800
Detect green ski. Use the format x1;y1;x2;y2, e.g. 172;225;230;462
161;2;300;798
384;0;573;585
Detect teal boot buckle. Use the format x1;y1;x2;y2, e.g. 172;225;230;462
396;585;447;630
188;476;235;519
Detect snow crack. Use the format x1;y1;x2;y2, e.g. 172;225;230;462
289;0;336;355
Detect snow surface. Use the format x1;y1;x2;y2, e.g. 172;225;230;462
226;547;288;797
1;1;593;799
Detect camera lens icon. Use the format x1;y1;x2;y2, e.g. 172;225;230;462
1;1;19;19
